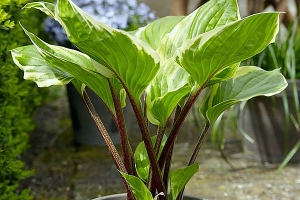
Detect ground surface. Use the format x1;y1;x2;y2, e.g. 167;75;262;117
20;90;300;200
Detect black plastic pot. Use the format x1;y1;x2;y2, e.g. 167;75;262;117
94;193;203;200
240;80;300;163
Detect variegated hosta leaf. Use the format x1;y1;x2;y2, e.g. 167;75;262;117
200;66;288;124
141;0;240;126
175;13;280;89
23;2;55;18
19;26;117;114
134;16;185;50
146;59;191;126
54;0;160;102
11;45;72;87
158;0;240;59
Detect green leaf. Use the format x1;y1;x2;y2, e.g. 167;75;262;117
11;45;72;87
159;0;240;59
175;12;280;88
146;59;191;125
55;0;160;102
0;8;10;22
71;79;85;94
134;136;166;182
200;66;288;123
140;0;240;126
120;172;153;200
3;20;14;29
134;16;185;50
169;164;199;200
207;62;240;87
278;138;300;172
18;25;117;115
23;2;55;18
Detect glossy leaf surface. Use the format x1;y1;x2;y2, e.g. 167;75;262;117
55;0;160;102
134;16;184;50
144;0;241;126
24;2;55;18
146;59;191;125
176;13;280;89
19;26;116;114
201;66;288;123
159;0;240;59
11;45;72;87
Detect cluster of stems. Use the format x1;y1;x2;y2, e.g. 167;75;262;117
82;79;211;200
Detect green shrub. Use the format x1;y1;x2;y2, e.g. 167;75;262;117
0;0;48;199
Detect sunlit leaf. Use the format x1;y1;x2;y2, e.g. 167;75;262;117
23;2;55;18
134;16;184;50
207;62;240;87
146;59;190;125
11;45;72;87
201;66;287;123
142;0;240;126
175;13;280;89
55;0;160;102
20;25;116;114
159;0;240;59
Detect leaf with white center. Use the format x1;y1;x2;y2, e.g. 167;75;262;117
11;45;72;87
19;26;117;114
134;16;185;50
200;66;288;124
169;164;199;200
24;2;116;79
159;0;240;59
24;2;55;18
175;13;280;89
146;59;190;126
55;0;160;102
139;0;240;125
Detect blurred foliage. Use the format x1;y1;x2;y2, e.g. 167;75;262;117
0;0;50;199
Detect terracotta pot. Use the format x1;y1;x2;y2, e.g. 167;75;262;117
240;80;300;163
94;193;203;200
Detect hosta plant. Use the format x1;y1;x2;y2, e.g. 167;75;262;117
11;0;287;199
